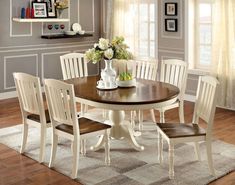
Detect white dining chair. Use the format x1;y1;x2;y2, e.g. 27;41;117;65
154;59;188;123
60;53;88;80
156;75;219;179
44;79;111;179
60;52;89;114
13;72;51;163
130;59;158;130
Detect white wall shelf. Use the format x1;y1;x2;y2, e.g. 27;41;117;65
12;18;70;23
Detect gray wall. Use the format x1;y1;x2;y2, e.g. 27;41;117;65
158;0;197;96
0;0;101;93
1;0;198;97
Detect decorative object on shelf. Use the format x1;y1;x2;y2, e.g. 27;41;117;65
21;7;25;18
48;24;53;30
54;24;59;29
45;0;56;18
165;19;178;32
26;7;31;18
31;8;34;18
72;23;85;34
54;0;68;18
60;24;65;29
165;2;177;16
64;30;76;35
85;36;133;90
32;2;48;18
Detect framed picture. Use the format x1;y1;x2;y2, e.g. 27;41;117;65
165;19;178;32
32;2;48;18
44;0;57;18
165;3;177;16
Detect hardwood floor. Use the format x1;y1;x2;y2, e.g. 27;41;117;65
0;98;235;185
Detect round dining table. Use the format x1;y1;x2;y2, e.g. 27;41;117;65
65;75;179;151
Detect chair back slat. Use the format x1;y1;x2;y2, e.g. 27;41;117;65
193;76;219;127
14;73;43;115
160;59;188;100
60;53;88;80
132;59;158;80
44;79;77;128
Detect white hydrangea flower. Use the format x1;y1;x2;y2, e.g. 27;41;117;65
104;48;114;60
94;43;99;48
98;38;109;50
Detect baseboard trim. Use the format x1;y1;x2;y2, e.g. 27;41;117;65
184;94;196;102
0;91;17;100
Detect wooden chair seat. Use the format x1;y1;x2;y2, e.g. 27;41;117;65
56;118;111;135
156;123;206;138
27;110;51;123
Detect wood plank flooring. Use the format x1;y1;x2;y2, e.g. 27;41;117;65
0;98;235;185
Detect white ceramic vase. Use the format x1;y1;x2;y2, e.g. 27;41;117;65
101;59;117;87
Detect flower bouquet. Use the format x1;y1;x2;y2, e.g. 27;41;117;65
85;36;133;64
85;36;133;89
54;0;68;18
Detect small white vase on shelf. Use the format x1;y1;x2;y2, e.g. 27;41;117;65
57;9;63;18
101;59;117;88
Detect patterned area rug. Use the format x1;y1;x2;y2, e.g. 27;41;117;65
0;122;235;185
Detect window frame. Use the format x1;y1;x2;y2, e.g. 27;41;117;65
195;0;213;70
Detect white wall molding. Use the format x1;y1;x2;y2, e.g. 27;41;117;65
0;91;17;100
0;42;94;54
4;54;38;90
161;55;183;61
10;0;33;37
41;51;70;80
85;0;95;33
0;41;95;50
159;49;184;55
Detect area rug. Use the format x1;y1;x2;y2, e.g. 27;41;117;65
0;122;235;185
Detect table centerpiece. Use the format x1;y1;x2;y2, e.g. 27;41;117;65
85;36;133;89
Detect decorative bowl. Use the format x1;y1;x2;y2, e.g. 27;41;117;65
64;31;76;35
116;78;136;87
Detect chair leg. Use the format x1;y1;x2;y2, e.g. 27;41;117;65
206;140;216;176
20;123;28;154
160;110;165;123
104;130;110;165
81;139;86;156
169;144;175;179
194;142;201;161
138;110;143;131
158;132;163;164
71;139;80;179
49;134;58;168
39;126;47;163
179;101;185;123
150;109;156;122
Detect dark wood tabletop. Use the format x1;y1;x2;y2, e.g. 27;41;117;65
65;76;179;105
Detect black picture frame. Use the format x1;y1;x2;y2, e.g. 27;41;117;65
44;0;57;18
165;3;177;16
165;19;178;32
32;2;48;18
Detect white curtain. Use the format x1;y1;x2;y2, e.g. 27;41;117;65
211;0;235;109
107;0;139;57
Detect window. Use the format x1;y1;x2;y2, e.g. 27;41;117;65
195;1;212;69
113;0;157;59
187;0;213;70
137;2;157;58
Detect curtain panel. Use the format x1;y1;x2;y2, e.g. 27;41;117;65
211;0;235;109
